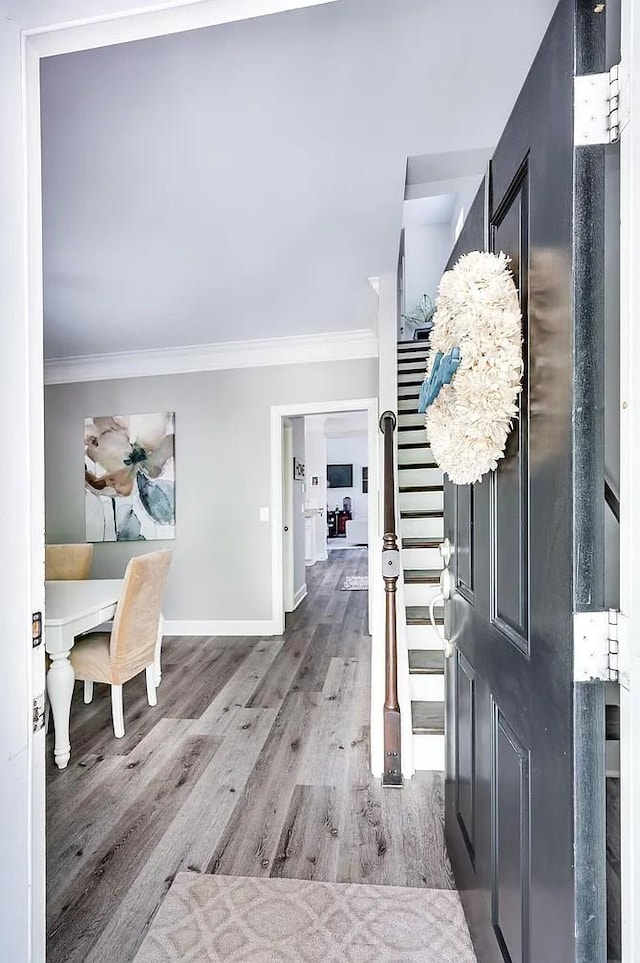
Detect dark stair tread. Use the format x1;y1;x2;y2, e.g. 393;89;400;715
396;380;424;387
398;424;426;432
406;605;443;625
398;392;420;399
409;650;445;675
402;538;441;549
398;442;431;450
399;485;442;493
398;463;437;471
412;701;445;736
404;569;441;583
397;367;427;375
400;509;443;518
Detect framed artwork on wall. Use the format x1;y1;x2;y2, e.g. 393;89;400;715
293;457;305;480
362;466;368;494
84;411;176;542
327;464;353;488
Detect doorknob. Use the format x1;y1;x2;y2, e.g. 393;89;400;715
440;567;453;601
284;526;289;532
439;537;452;566
430;570;455;659
430;594;455;659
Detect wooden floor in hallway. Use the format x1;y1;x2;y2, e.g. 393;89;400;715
46;548;454;963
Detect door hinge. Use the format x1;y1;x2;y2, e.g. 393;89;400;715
574;64;621;146
573;609;621;682
32;694;45;734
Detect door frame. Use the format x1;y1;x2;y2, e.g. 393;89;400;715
618;5;640;959
282;421;295;612
7;0;640;958
11;3;341;961
270;398;378;635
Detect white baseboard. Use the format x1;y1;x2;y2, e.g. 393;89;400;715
293;584;308;610
163;619;278;637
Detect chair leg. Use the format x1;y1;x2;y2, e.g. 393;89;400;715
146;665;157;707
154;614;164;686
110;684;125;738
83;680;94;704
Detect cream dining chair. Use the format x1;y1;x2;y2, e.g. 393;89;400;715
45;543;94;580
44;543;95;734
69;549;171;738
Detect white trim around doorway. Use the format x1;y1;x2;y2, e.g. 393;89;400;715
13;5;345;961
270;398;379;636
618;5;640;959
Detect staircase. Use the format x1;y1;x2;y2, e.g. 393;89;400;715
396;340;446;772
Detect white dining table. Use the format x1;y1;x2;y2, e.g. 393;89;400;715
45;579;123;769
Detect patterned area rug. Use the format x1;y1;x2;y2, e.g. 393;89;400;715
134;873;477;962
341;575;369;591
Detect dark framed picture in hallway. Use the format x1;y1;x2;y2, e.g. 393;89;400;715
362;467;368;494
327;463;353;488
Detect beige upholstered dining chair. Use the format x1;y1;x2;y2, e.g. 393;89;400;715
45;543;94;580
69;549;171;738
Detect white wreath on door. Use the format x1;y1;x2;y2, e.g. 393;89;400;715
422;251;523;485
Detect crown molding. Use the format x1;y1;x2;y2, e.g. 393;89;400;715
44;327;379;385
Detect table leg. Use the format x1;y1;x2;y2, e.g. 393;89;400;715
47;650;74;769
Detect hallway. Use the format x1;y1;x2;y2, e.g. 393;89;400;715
46;549;453;962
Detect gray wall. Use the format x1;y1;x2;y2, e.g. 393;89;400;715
403;223;451;315
45;357;377;623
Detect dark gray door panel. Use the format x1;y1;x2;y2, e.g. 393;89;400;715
444;2;607;961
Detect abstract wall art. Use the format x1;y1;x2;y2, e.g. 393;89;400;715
85;412;176;542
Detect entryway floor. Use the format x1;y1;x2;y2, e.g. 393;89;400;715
46;549;453;963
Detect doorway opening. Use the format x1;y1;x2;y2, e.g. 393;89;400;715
271;399;378;636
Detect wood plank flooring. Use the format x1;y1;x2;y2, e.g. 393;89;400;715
46;549;454;963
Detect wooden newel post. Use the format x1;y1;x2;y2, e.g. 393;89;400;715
380;410;402;787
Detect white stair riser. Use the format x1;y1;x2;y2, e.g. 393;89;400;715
410;675;445;702
403;582;442;606
412;733;445;772
400;516;444;539
406;623;445;650
397;428;428;445
399;491;443;511
398;397;420;411
398;344;429;367
402;546;442;568
397;412;425;428
398;467;442;487
398;446;433;466
398;465;443;488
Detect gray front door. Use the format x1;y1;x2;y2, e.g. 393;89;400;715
444;2;611;961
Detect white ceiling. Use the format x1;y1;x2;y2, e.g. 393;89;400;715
40;0;558;360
